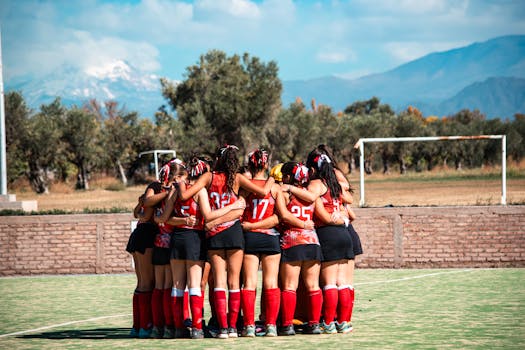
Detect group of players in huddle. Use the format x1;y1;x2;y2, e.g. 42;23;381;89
126;144;363;339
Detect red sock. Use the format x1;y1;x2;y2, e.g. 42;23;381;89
264;288;280;326
189;288;204;329
228;290;241;329
214;289;228;329
183;290;190;321
348;286;355;322
132;291;140;330
138;291;152;330
151;288;164;328
322;286;338;324
172;289;185;329
241;289;256;326
163;288;174;327
337;287;351;324
209;287;217;320
308;289;323;325
281;289;297;327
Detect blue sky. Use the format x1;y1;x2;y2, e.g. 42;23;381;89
1;0;524;84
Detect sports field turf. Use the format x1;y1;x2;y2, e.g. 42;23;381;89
1;268;523;349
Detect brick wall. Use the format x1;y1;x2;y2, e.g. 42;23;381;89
0;206;524;275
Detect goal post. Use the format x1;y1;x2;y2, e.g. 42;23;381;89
353;135;507;207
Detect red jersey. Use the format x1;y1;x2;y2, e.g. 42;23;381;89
173;183;204;230
314;187;342;228
281;192;319;250
207;172;240;238
155;199;174;248
242;179;279;236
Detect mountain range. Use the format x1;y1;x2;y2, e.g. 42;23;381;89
6;35;525;119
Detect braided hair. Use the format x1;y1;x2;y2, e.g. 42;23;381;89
214;144;240;193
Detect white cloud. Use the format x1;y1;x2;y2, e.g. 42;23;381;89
384;41;469;63
195;0;260;19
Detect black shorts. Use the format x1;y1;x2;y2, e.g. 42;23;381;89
207;220;245;251
170;228;207;261
244;231;281;255
126;222;158;254
317;225;355;262
348;224;363;257
281;244;322;263
152;246;171;265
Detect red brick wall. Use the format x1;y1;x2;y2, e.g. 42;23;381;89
0;206;524;275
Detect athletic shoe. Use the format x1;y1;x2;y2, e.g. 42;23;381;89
150;326;163;338
321;321;337;334
228;327;238;338
138;328;152;339
184;318;193;328
336;321;353;334
265;324;277;337
304;323;321;335
278;324;296;336
163;326;175;339
174;327;189;338
217;328;229;339
191;328;204;339
255;323;266;336
242;325;256;337
129;328;139;338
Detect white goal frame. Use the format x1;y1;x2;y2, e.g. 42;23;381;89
353;135;507;207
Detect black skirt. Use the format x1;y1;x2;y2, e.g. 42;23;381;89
348;224;363;257
281;244;322;263
207;220;245;250
170;228;207;261
244;231;281;255
126;222;158;254
317;225;354;262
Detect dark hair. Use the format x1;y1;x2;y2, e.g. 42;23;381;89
159;158;186;185
247;148;269;178
306;147;342;199
281;161;309;186
214;145;240;193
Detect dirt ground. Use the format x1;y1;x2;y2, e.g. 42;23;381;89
13;177;525;211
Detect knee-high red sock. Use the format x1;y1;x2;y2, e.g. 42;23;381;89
163;288;174;327
281;289;297;327
151;288;164;328
241;289;256;326
348;286;355;322
214;289;228;329
172;288;185;329
209;287;217;320
264;288;280;326
322;285;338;324
132;290;140;330
337;286;351;323
189;288;203;329
139;291;153;330
228;289;241;329
183;289;190;321
308;289;323;325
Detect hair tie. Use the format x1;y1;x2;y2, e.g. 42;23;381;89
293;163;309;184
190;159;207;177
248;149;269;167
315;154;331;168
220;144;239;155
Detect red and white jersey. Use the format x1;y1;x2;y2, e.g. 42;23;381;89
242;179;279;236
207;172;240;238
173;183;204;230
281;192;319;250
314;187;342;228
155;200;174;248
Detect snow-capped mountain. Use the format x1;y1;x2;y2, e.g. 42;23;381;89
8;60;167;118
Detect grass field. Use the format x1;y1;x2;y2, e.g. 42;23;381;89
1;269;524;349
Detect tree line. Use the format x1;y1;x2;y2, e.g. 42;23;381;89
5;50;525;194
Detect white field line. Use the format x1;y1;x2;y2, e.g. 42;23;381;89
355;268;474;286
0;314;131;338
0;269;479;339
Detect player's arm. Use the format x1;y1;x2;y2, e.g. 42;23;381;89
275;189;314;229
237;173;274;197
178;172;212;201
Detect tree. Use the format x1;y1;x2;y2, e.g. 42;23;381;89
161;50;282;155
61;107;102;190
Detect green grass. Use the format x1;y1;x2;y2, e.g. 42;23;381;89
1;269;524;349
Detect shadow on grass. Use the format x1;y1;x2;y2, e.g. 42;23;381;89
18;328;133;340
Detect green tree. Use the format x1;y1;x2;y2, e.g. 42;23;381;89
161;50;282;155
61;107;102;190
